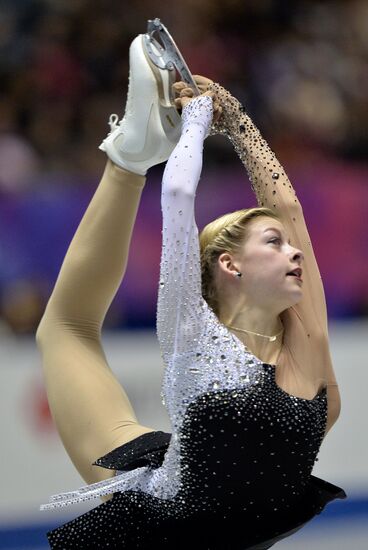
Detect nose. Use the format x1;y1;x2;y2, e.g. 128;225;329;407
291;248;304;263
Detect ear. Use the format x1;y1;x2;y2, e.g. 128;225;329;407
217;252;240;277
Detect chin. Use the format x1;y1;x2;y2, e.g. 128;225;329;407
291;293;303;306
282;292;303;309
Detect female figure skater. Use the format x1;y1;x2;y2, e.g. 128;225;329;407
37;33;346;549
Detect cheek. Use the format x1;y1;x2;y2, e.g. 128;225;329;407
243;254;285;286
243;251;279;274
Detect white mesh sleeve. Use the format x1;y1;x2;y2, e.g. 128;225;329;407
157;96;214;362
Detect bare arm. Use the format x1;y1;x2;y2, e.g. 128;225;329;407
207;81;341;432
209;83;330;338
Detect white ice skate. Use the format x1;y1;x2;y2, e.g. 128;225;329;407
99;19;199;176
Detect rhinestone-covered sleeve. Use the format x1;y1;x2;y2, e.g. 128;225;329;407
157;96;214;361
209;82;330;340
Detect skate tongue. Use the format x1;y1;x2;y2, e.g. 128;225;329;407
144;18;200;96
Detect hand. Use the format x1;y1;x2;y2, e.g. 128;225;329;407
172;75;222;123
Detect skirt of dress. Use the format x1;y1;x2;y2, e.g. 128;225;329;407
46;431;347;549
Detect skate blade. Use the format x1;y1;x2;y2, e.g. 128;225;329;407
144;18;200;98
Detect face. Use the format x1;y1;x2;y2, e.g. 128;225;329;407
218;217;305;312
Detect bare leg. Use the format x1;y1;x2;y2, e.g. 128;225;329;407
36;159;155;494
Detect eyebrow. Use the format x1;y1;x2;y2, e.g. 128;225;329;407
263;227;291;244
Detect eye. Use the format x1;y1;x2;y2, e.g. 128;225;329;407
269;238;281;244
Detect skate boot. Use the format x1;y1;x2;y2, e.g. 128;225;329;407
99;32;182;175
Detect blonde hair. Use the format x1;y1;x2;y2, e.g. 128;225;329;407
199;207;281;315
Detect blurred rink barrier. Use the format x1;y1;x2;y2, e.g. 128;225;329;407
0;321;367;549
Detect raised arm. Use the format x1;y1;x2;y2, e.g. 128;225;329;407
208;82;340;433
164;78;340;435
209;83;331;341
157;95;214;363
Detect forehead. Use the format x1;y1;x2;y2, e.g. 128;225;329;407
249;217;285;234
247;217;291;243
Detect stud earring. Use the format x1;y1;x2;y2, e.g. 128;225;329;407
235;272;242;278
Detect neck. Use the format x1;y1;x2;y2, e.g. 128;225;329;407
219;307;284;365
219;307;283;338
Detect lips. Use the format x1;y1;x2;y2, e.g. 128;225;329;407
287;267;302;278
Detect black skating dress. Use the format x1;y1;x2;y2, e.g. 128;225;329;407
40;95;346;549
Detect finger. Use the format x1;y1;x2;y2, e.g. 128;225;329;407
198;84;209;94
173;81;187;90
174;82;197;92
214;105;223;123
213;103;221;119
180;97;192;108
174;98;183;108
172;82;187;96
193;75;214;86
180;87;194;97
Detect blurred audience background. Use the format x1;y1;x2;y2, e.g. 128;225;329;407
0;0;367;335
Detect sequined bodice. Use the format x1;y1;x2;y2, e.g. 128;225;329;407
178;364;326;511
155;300;327;507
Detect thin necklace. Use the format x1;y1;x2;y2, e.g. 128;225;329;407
225;324;284;342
